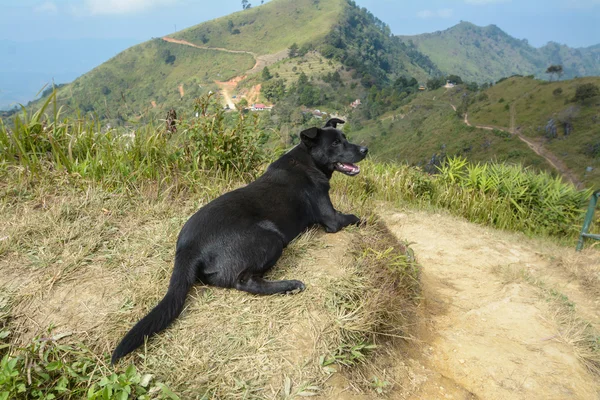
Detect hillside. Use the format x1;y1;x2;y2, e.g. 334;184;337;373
18;0;437;125
348;76;600;189
50;39;254;123
349;85;551;173
468;76;600;188
400;21;600;83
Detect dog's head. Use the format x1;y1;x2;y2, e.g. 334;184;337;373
300;118;368;177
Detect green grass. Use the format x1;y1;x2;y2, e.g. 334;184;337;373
173;0;345;55
0;93;268;189
335;157;591;239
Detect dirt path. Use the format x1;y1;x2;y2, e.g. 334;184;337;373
380;208;600;400
452;103;583;188
162;36;287;75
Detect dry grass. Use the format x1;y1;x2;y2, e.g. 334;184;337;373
492;264;600;376
0;172;419;398
548;250;600;297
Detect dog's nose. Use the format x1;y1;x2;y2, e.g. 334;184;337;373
359;146;368;155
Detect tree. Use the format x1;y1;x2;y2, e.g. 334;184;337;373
241;0;251;9
297;71;309;86
573;83;599;103
161;49;176;65
288;42;299;58
447;74;463;84
261;66;272;81
545;65;563;81
262;79;286;102
236;98;249;112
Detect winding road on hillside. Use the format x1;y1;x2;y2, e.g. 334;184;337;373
450;103;583;188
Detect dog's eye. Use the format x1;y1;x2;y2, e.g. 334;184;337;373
332;140;341;146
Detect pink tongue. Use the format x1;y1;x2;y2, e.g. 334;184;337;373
340;163;358;172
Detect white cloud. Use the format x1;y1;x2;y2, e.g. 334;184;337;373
83;0;177;15
34;1;58;14
417;8;454;19
464;0;510;4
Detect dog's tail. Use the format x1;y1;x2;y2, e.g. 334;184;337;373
111;257;195;364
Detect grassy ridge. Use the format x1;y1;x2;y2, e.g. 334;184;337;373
173;0;345;54
0;93;594;397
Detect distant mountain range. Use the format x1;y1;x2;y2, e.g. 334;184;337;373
399;21;600;83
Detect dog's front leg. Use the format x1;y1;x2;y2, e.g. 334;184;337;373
317;196;360;233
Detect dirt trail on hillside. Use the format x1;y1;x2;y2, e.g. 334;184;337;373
162;36;287;75
380;208;600;400
451;103;583;188
162;37;286;108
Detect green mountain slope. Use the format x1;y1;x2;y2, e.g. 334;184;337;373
349;87;550;172
52;39;254;123
349;76;600;188
468;76;600;187
400;22;600;84
22;0;437;125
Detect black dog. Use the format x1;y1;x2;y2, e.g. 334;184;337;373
111;118;367;363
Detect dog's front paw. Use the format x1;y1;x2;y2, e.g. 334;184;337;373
346;214;360;226
285;280;306;294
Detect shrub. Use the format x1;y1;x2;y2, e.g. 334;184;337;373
573;83;600;103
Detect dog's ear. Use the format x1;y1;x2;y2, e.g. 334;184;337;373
300;127;320;144
323;118;345;129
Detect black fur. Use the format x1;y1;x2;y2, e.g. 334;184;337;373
111;119;368;364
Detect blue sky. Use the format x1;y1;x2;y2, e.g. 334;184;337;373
3;0;599;47
1;0;599;109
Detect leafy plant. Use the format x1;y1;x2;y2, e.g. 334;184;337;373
0;332;178;399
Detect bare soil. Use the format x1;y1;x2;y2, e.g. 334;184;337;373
378;208;599;400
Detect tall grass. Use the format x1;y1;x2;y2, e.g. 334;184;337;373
337;157;592;238
0;92;269;190
1;92;592;239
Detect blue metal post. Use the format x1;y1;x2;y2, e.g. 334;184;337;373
577;189;600;251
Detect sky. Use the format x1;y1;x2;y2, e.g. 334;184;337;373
1;0;600;108
3;0;599;47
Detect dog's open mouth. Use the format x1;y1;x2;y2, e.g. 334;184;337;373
335;162;360;176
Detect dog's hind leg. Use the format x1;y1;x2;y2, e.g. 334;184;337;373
235;276;305;294
234;230;305;295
